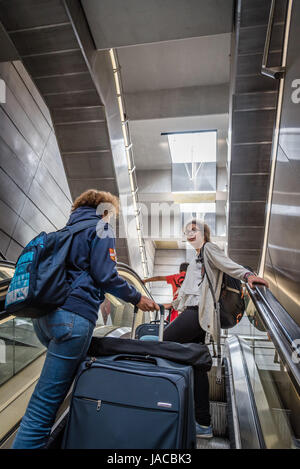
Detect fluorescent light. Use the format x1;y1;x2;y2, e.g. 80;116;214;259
167;131;217;164
179;203;216;213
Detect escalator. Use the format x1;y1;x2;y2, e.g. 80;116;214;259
0;259;299;449
0;260;154;448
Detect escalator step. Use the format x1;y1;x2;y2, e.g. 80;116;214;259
196;436;230;449
210;401;228;438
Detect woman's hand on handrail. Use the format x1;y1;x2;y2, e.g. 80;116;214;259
247;275;269;289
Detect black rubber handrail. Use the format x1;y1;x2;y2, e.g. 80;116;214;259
117;262;154;299
0;261;154;321
247;284;300;393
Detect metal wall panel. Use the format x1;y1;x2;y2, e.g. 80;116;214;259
231;143;272;174
228;0;288;270
9;24;78;56
23;50;87;78
229;227;264;250
263;0;300;325
0;62;52;141
0;0;69;31
229;201;266;226
0;167;27;214
232;109;276;144
0;137;35;192
0;199;19;237
240;0;287;27
0;0;127;263
44;89;99;109
238;23;285;54
64;152;115;179
230;174;269;202
35;72;95;95
55;121;109;153
0;21;18;61
51;105;104;124
237;50;282;76
0;61;71;260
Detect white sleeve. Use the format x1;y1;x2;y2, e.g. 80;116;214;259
205;243;251;281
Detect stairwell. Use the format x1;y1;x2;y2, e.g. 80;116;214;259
0;0;130;264
228;0;288;271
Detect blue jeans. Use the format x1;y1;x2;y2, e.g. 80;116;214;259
12;308;94;449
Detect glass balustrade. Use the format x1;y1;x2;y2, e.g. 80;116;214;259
228;289;300;449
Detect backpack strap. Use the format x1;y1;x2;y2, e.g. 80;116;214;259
66;220;99;234
199;243;223;385
65;220;99;293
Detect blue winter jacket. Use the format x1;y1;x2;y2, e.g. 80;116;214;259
61;206;141;325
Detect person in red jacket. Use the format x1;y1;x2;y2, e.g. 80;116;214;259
143;263;189;322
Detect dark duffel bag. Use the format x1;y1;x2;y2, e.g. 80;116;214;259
88;336;212;372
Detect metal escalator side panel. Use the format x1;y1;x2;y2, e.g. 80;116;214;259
225;336;265;449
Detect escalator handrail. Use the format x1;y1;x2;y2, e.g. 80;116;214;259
247;284;300;393
116;262;154;300
0;261;154;321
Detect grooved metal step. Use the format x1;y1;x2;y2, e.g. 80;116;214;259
210;401;228;438
196;436;231;449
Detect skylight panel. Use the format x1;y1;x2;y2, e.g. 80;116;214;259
167;131;217;164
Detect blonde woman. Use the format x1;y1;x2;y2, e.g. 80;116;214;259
12;189;158;449
163;219;268;438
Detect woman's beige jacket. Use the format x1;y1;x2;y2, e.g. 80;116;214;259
172;242;250;341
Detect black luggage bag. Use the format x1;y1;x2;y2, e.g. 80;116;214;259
62;305;212;449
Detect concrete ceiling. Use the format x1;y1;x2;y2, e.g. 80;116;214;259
81;0;234;49
129;114;229;171
117;33;232;92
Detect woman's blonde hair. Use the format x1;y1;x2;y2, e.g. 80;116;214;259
71;189;119;215
185;219;211;243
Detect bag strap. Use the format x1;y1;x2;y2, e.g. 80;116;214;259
65;220;98;293
66;220;98;235
199;243;222;385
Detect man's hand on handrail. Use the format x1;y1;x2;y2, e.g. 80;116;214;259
136;296;160;312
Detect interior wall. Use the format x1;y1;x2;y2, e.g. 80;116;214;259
0;60;72;261
263;0;300;325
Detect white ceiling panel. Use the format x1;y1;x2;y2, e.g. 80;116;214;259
117;33;232;92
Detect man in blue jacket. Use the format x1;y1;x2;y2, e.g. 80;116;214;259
12;189;158;449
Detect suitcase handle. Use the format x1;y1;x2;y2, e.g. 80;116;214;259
150;320;169;325
113;354;158;365
131;303;165;341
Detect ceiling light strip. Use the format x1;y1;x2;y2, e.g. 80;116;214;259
109;48;149;277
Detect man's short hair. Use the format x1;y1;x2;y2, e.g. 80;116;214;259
179;262;189;272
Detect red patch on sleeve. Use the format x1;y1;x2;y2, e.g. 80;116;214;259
109;248;117;262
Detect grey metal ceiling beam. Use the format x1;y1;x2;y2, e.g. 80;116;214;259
125;84;230;120
81;0;234;49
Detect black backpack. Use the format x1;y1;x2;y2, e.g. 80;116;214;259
199;244;245;329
